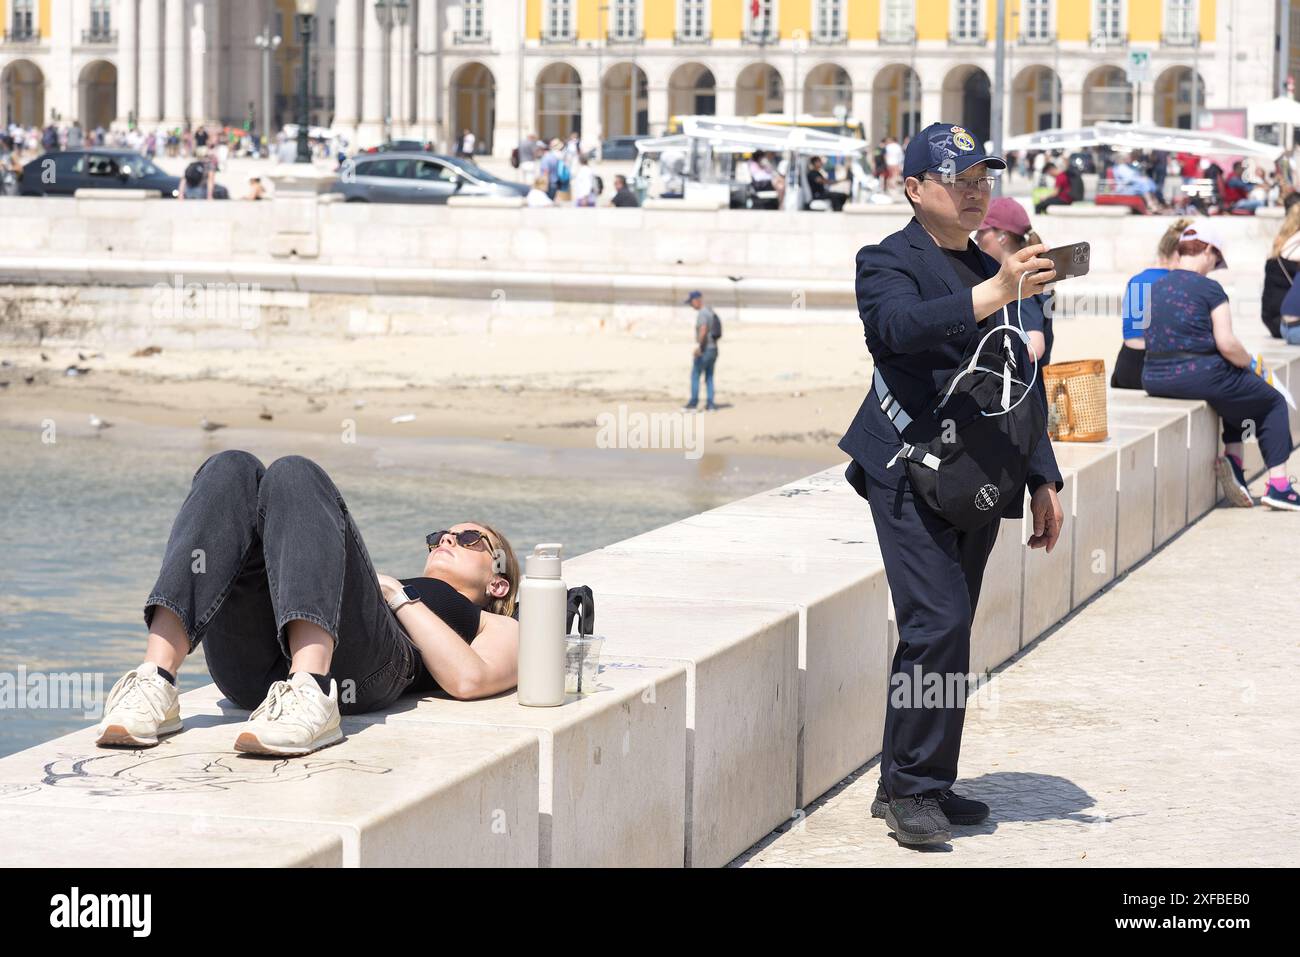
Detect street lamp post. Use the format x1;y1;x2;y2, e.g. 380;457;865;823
991;0;1006;195
254;27;282;154
375;0;411;145
295;0;317;162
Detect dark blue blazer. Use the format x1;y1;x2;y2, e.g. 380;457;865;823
837;217;1063;520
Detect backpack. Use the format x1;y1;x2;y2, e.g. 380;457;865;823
873;311;1045;531
557;159;571;187
1067;167;1085;202
510;147;520;169
709;311;723;341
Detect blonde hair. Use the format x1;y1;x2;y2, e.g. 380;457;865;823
1272;205;1300;257
1158;218;1193;262
469;521;520;618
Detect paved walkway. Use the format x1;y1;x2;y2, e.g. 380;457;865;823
735;453;1300;867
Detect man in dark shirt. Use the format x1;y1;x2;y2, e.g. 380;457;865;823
806;155;847;211
838;121;1063;848
611;174;639;207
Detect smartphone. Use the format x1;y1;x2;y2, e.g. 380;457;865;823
1036;241;1091;282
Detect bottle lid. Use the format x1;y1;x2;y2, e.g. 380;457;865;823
525;543;563;579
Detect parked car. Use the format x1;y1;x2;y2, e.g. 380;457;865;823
331;151;528;204
362;139;434;154
18;149;229;198
600;135;649;161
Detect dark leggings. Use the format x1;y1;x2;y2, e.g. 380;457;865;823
144;450;416;713
1143;359;1295;469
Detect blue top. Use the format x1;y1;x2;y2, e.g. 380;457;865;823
1121;267;1169;340
1142;269;1229;377
1018;291;1054;367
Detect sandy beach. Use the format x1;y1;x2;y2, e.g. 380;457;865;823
0;311;1129;461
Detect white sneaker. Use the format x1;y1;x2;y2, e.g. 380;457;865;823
234;672;343;757
95;661;183;747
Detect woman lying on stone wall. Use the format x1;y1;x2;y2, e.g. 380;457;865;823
94;450;522;756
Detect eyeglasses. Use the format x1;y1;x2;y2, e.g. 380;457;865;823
918;173;998;193
426;528;497;555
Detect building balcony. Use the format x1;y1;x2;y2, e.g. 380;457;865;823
740;30;779;46
810;31;847;45
606;31;644;45
2;28;39;44
1018;32;1055;45
1089;30;1128;48
539;31;576;45
452;30;490;45
674;30;711;45
81;29;117;44
948;31;987;46
1161;31;1199;48
878;28;916;46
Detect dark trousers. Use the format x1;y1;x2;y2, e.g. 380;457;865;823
1143;359;1294;469
1111;342;1146;390
144;450;416;714
865;473;1002;798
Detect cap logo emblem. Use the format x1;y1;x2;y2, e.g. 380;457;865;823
953;131;976;151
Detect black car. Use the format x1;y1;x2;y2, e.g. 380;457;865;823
600;135;648;161
19;149;228;198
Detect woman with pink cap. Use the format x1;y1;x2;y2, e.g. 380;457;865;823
1142;222;1298;510
976;198;1053;401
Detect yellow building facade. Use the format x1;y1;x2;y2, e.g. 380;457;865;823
522;1;1216;44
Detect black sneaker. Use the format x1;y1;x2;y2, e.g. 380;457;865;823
934;787;990;825
1214;454;1254;508
872;782;989;826
884;791;951;846
870;781;890;819
1262;476;1300;511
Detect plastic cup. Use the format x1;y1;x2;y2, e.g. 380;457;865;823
564;634;604;695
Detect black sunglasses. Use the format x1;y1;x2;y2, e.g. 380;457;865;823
427;528;496;553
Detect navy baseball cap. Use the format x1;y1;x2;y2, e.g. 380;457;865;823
902;122;1007;180
684;290;703;303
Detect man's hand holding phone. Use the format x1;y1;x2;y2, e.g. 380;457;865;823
973;243;1055;321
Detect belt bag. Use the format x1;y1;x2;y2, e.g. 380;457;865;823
876;306;1046;532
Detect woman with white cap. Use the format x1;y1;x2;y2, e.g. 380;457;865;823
1141;222;1298;510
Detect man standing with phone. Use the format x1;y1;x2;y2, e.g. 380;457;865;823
838;123;1065;847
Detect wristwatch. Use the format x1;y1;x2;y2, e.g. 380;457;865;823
387;584;421;613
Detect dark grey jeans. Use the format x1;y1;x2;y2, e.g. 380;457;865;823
144;450;417;714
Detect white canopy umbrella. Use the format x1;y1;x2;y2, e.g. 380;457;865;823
634;134;692;155
680;115;869;157
1248;95;1300;127
1003;121;1283;161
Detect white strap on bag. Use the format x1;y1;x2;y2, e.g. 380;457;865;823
937;269;1040;417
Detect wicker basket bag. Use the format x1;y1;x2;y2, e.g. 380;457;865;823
1042;359;1109;442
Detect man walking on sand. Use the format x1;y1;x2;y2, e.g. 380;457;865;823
683;291;720;411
